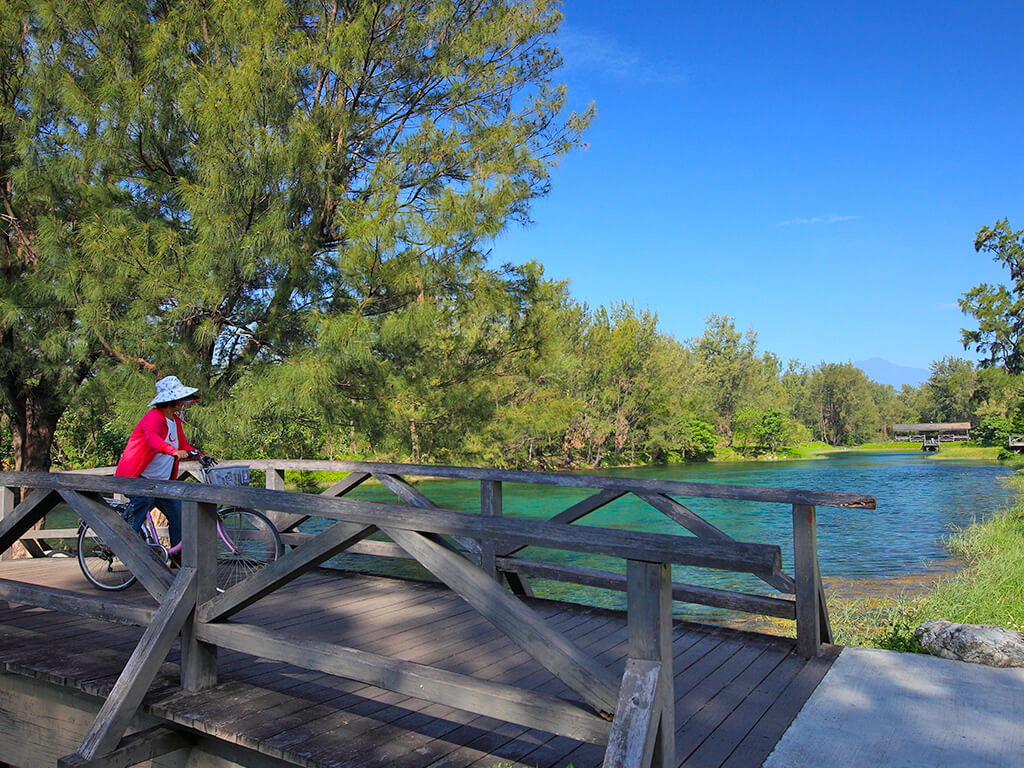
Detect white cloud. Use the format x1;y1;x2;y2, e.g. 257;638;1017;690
558;27;687;85
776;214;860;227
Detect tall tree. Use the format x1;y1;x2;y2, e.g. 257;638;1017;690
690;314;760;443
960;219;1024;372
0;1;104;472
808;363;879;446
920;357;975;423
1;0;591;466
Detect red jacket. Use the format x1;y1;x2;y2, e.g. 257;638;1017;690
114;409;195;480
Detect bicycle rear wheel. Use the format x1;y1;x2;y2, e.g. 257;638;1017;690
215;508;283;591
77;523;136;591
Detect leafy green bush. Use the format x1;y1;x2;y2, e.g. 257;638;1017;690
973;414;1012;446
680;419;717;461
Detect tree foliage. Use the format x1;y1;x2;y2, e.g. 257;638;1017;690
961;219;1024;373
0;0;591;468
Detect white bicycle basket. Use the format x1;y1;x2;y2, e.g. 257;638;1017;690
205;465;250;487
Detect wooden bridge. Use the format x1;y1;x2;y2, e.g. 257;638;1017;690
892;422;971;451
0;460;875;768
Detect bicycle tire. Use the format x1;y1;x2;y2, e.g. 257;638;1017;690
215;507;283;591
77;523;137;591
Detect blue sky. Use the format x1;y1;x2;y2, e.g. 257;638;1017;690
493;0;1024;373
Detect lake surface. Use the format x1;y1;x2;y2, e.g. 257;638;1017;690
320;452;1017;615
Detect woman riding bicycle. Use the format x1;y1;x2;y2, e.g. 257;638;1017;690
114;376;203;549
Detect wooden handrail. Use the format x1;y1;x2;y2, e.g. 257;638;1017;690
0;472;783;575
70;458;877;509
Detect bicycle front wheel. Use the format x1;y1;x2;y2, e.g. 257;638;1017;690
77;523;136;591
215;508;283;591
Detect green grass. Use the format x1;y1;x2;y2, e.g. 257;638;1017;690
847;441;917;452
930;444;1002;461
828;475;1024;649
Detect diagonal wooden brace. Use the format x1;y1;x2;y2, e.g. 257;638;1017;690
198;520;377;622
0;487;62;556
73;568;197;761
637;491;797;594
58;725;193;768
60;490;174;601
381;525;621;715
499;488;626;558
375;473;482;554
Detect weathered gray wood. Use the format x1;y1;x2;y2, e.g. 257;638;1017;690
793;504;822;657
479;480;501;579
322;471;371;498
181;501;219;691
69;458;878;507
0;578;154;627
602;659;663;768
58;725;193;768
16;526;80;539
626;560;673;768
264;468;285;492
330;537;408;559
496;557;797;619
499;488;626;558
0;485;14;561
505;570;535;597
59;490;174;601
636;491;797;595
816;562;834;644
198;520;376;622
191;459;876;508
374;472;482;554
0;487;62;557
258;467;307;532
382;526;621;715
6;473;784;576
75;567;197;760
196;621;612;744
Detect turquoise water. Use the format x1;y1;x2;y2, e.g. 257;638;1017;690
312;452;1016;614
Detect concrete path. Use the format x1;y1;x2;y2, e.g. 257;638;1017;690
764;646;1024;768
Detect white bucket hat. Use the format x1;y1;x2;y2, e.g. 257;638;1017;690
148;376;200;407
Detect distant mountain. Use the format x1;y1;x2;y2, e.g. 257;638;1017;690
853;357;929;389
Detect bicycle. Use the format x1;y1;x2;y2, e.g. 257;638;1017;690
77;453;284;592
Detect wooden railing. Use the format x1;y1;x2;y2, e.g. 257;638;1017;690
0;462;874;768
893;434;970;442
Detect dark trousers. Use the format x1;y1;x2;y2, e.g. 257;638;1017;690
125;495;182;548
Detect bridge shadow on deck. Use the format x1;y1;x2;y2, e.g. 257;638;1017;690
0;559;834;768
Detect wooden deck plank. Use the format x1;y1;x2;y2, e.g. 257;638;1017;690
674;644;792;761
247;608;605;765
331;615;626;768
717;645;839;768
423;628;632;768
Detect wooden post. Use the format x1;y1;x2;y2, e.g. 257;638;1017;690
792;503;825;657
181;500;218;690
625;559;674;768
479;480;501;580
0;486;14;562
265;468;285;492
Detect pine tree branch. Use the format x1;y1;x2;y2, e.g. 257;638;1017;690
92;328;161;376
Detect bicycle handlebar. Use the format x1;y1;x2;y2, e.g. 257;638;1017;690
187;450;218;469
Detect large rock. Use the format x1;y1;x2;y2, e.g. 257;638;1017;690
915;620;1024;667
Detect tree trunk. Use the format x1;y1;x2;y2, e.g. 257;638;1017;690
5;386;62;558
409;418;419;463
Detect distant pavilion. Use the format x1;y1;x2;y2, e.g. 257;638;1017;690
893;422;971;451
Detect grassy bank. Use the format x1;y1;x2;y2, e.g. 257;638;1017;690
931;443;1003;461
829;474;1024;650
